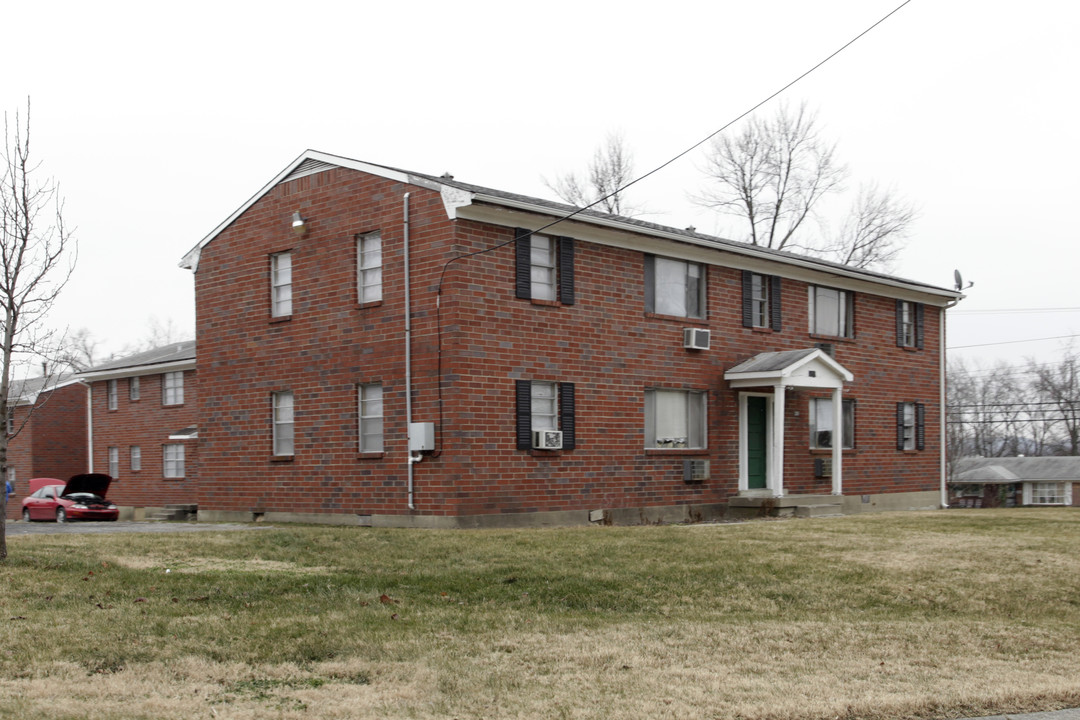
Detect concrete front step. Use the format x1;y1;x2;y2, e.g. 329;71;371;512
728;494;844;519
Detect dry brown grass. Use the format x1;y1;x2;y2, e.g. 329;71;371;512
2;509;1079;719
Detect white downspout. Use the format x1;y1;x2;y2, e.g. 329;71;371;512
404;193;420;510
940;301;959;508
85;382;94;472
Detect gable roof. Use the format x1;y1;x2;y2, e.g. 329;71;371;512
725;348;854;390
79;340;196;381
180;149;963;305
952;456;1080;483
7;374;81;405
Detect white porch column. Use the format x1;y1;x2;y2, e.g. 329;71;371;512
772;385;786;498
831;386;843;496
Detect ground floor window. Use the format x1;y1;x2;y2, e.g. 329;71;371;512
810;398;854;449
130;446;142;472
273;391;295;456
645;388;706;449
358;383;383;453
108;447;119;477
163;444;185;478
1027;481;1070;506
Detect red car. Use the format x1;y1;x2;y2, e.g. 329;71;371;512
21;474;119;523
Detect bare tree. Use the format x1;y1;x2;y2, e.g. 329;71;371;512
545;131;640;216
695;103;914;271
55;327;102;373
0;100;77;560
1029;348;1080;456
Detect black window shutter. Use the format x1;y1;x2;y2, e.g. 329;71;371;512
741;271;753;328
896;402;906;450
916;403;926;451
515;380;532;450
915;303;925;349
770;275;782;331
643;255;655;313
896;300;905;347
558;237;575;305
559;382;576;450
515;228;532;300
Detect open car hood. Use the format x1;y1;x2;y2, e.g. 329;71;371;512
62;473;112;497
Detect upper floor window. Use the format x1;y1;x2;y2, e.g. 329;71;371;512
896;300;925;349
163;372;184;406
273;391;295;456
645;388;706;449
358;383;383;453
809;286;853;338
897;402;926;451
515;380;576;450
163;444;185;478
107;380;118;411
130;376;140;401
645;256;705;319
810;398;854;449
271;251;293;317
742;271;781;330
515;229;575;305
357;232;382;304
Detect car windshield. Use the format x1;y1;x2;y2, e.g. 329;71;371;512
61;492;106;503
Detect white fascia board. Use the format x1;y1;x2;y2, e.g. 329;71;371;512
454;197;962;307
180;150;445;272
78;358;196;383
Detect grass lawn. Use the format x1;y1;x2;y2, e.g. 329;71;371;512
2;509;1080;719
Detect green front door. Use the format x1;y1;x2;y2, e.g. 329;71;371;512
747;396;768;490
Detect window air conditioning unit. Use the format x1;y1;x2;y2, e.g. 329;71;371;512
683;459;710;483
814;457;833;479
533;430;563;450
683;328;710;350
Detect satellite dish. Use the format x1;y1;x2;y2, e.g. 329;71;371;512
953;269;973;291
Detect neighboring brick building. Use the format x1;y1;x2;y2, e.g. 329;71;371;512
5;375;88;519
181;150;962;527
79;342;198;519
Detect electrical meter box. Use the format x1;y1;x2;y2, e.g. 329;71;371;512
408;422;435;452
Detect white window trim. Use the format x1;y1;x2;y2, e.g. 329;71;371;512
130;445;142;472
163;444;185;478
273;391;295;456
530;234;557;302
107;380;118;411
900;402;916;451
358;383;383;453
531;381;558;431
271;251;293;317
357;232;382;304
130;376;140;401
108;446;119;477
648;256;706;319
163;371;184;406
1024;481;1072;506
751;273;770;328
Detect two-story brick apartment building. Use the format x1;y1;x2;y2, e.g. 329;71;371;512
182;150;962;527
5;374;87;519
79;341;198;519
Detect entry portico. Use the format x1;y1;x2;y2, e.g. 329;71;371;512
724;349;854;498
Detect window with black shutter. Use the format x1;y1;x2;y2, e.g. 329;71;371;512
896;300;925;349
515;228;574;305
742;271;781;330
515;379;577;450
897;401;926;450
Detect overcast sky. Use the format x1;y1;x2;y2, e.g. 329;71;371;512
4;1;1078;372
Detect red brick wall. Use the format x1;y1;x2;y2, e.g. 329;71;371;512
5;383;88;519
89;372;199;508
193;166;944;519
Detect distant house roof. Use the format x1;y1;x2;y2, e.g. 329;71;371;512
180;149;963;306
79;341;196;381
952;456;1080;484
7;374;81;405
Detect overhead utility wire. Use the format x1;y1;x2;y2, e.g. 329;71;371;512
436;0;913;285
430;0;914;452
949;333;1080;350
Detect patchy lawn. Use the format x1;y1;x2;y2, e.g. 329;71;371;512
1;509;1079;719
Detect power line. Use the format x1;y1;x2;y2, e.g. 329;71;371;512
948;333;1080;350
952;306;1080;315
